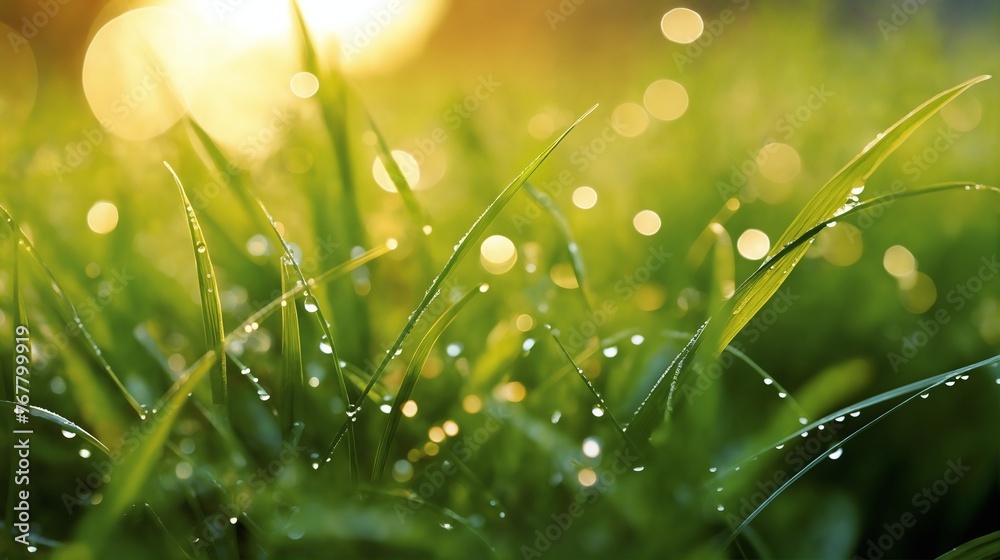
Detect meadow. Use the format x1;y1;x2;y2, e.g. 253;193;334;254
1;1;999;558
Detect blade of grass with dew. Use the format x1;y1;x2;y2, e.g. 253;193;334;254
1;402;109;455
628;180;1000;447
322;105;598;462
367;111;428;229
166;163;227;409
280;256;305;437
226;241;393;345
54;350;218;560
545;324;644;463
0;204;144;419
936;530;1000;560
238;186;361;482
372;283;488;483
705;74;990;356
525;183;594;312
723;353;1000;547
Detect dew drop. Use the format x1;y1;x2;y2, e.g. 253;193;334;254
835;416;845;422
630;334;645;345
828;448;844;460
944;381;955;387
319;337;333;355
61;430;77;439
778;392;787;399
551;411;562;424
603;346;619;358
849;411;861;417
197;244;207;254
522;338;536;352
633;466;644;472
440;522;453;530
763;378;773;385
229;517;238;525
920;393;929;399
709;467;717;473
717;505;725;511
422;225;433;235
775;444;784;450
591;405;605;418
303;298;319;313
258;389;271;401
798;417;808;425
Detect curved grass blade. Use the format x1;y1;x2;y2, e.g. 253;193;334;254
0;402;110;455
723;353;1000;547
165;163;227;408
628;181;1000;447
545;324;644;463
226;241;393;345
371;283;488;483
686;198;741;269
323;104;597;463
280;257;304;437
0;204;144;418
356;107;596;402
936;530;1000;560
54;351;218;560
706;75;990;356
367;112;428;228
525;183;594;311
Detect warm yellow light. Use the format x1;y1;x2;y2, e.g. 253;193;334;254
87;202;120;234
428;426;446;443
757;143;801;184
401;400;418;417
527;113;555;139
480;235;517;274
883;245;916;277
572;186;598;209
462;394;482;414
644;80;689;121
442;420;459;436
373;150;421;192
502;382;526;403
899;272;937;314
289;71;319;98
661;8;704;44
633;210;662;236
737;229;770;261
612;102;649;137
578;468;597;487
549;263;580;289
817;223;863;267
515;314;535;332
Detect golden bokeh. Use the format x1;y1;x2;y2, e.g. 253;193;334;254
644;80;689;121
480;235;518;274
660;8;704;44
737;229;770;261
816;223;863;267
87;201;120;234
572;186;598;209
756;142;801;184
612;102;650;137
883;245;916;277
633;210;662;236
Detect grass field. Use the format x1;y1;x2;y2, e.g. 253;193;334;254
1;1;999;558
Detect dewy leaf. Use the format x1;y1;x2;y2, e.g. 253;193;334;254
706;75;990;355
371;284;487;483
165;162;228;408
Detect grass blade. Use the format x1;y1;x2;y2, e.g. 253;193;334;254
936;530;1000;560
708;223;735;316
723;353;1000;547
367;111;428;229
545;324;644;463
0;204;144;418
280;257;305;437
706;75;990;355
165;163;227;409
627;179;997;448
54;351;218;559
371;283;488;483
525;183;594;311
324;104;597;461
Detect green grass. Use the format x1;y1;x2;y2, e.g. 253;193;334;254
3;3;1000;559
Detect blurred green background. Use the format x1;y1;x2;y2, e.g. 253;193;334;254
1;0;999;558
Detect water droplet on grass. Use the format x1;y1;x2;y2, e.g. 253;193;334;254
603;346;619;358
62;430;76;439
828;448;844;460
591;405;605;417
